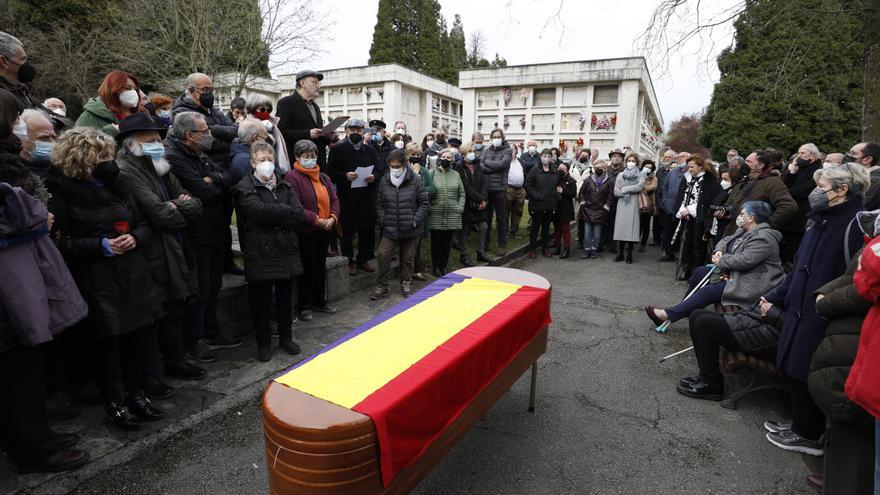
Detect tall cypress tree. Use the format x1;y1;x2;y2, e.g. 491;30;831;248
700;0;864;159
415;0;445;80
448;15;467;78
369;0;419;69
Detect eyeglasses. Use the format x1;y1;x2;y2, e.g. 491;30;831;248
191;87;214;95
189;128;210;135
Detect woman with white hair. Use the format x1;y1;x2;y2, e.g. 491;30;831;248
244;93;290;173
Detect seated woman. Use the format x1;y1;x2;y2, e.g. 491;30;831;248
645;201;784;325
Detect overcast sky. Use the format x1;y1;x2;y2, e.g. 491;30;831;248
290;0;738;129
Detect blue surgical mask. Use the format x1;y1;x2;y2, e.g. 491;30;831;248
474;143;484;151
142;142;166;161
158;109;171;118
300;158;317;168
466;152;476;162
372;133;382;142
32;140;56;160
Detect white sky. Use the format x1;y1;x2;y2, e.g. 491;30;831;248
287;0;738;129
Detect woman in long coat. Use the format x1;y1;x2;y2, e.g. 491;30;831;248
612;153;646;263
762;163;868;456
578;159;614;259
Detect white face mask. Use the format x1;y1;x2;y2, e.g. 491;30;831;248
465;152;476;162
12;117;28;142
119;89;140;109
528;146;537;154
152;158;172;177
426;139;435;148
626;161;637;169
822;162;836;169
390;167;405;178
50;107;66;117
720;180;732;190
735;214;751;228
393;140;405;149
491;138;503;148
255;161;275;180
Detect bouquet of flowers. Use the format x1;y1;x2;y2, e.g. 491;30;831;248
577;111;587;130
503;116;510;129
559;139;567;151
520;88;529;104
519;115;527;129
502;87;512;104
576;137;585;147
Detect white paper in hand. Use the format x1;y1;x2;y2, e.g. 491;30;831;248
351;165;375;188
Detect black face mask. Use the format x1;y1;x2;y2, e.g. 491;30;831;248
438;159;451;169
594;169;605;176
843;154;857;163
93;160;120;184
796;157;812;167
16;60;36;84
739;164;751;177
436;136;446;145
409;156;420;164
144;101;156;114
197;92;214;109
579;156;589;163
348;133;363;144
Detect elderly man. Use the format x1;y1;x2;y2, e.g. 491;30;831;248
392;120;411;143
277;70;336;170
653;149;678;247
657;151;691;261
42;97;66;117
0;32;70;133
115;113;208;389
368;119;392;176
17;109;55;177
721;150;797;237
726;149;739;162
824;153;845;167
471;131;485;158
848;142;880;209
480;128;512;257
166;111;243;363
229;120;270;184
328;119;380;275
518;139;540;176
779;143;823;263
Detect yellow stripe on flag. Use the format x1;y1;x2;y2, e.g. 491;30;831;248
275;277;521;408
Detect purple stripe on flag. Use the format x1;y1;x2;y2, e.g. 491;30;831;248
275;273;470;378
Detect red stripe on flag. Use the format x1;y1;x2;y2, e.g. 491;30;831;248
353;285;551;486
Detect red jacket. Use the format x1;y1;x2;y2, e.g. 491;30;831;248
283;167;340;234
845;234;880;419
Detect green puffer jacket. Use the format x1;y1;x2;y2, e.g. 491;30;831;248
427;167;464;231
75;97;121;137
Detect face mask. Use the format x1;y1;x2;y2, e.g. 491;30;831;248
395;128;406;134
474;143;484;151
735;214;749;228
465;152;476;162
13;60;36;84
643;167;653;174
119;89;140;109
796;157;811;167
436;136;446;145
141;141;165;161
253;110;271;121
50;107;66;117
822;162;836;169
491;138;503;148
198;134;214;150
92;160;120;183
626;161;637;169
153;158;171;177
390;167;405;178
843;154;857;164
158;109;171;118
426;139;435;147
528;146;537;154
300;158;317;168
720;180;732;190
579;156;589;163
12;118;27;142
393;140;405;149
594;169;605;176
808;186;836;211
349;132;363;144
198;92;214;108
255;161;275;180
541;157;551;165
611;158;622;165
409;156;421;164
32;140;55;160
438;159;451;169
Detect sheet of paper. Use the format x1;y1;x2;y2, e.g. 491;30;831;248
351;165;375;189
321;116;349;138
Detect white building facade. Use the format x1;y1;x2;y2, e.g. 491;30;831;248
458;58;664;160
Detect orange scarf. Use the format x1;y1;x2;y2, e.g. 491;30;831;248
294;161;331;220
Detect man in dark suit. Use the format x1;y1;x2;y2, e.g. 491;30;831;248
276;70;337;169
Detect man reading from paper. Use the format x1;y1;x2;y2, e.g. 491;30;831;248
328;119;380;276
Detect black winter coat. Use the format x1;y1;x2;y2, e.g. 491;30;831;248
375;168;429;240
781;159;822;233
276;91;331;169
327;139;380;231
525;165;560;211
368;138;392;180
722;302;786;360
46;168;158;338
556;171;577;222
171;94;238;168
234;173;305;282
674;172;721;234
166;136;233;245
808;247;873;425
578;175;615;224
457;161;489;224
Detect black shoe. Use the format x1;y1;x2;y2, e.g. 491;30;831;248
144;377;176;400
165;360;207;381
560;248;570;259
315;304;337;314
432;268;442;277
126;392;165;422
614;252;625;262
581;251;591;259
18;449;90;474
105;401;142;431
676;379;723;401
207;334;243;349
279;338;301;355
53;432;79;449
476;252;493;263
188;340;218;363
459;255;476;267
678;374;701;388
625;252;633;264
257;345;272;362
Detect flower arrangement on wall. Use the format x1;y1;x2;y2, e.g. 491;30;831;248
502;87;512;104
519;88;529;105
577;111;587;130
503;116;510;130
576;137;585;147
591;113;617;131
519;115;527;129
559;139;567;151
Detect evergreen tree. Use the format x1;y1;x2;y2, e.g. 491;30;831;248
448;15;468;74
369;0;419;69
700;0;864;160
415;0;446;81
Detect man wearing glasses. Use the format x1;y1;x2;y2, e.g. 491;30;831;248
276;70;338;170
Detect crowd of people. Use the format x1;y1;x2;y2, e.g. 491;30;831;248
1;29;880;493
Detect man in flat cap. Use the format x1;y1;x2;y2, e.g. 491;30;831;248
602;148;627;254
327;119;380;275
368;119;391;177
276;70;336;169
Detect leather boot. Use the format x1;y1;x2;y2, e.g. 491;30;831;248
126;391;165;421
614;242;625;262
626;243;634;264
106;401;141;431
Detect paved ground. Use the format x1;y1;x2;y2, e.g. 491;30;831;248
16;246;818;494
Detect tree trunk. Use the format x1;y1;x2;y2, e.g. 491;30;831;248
863;0;880;142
